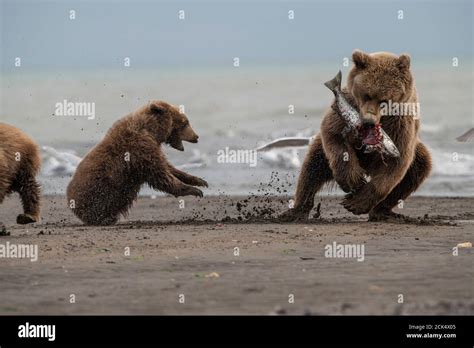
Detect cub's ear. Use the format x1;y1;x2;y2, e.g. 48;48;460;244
397;54;411;70
352;49;371;69
149;101;167;116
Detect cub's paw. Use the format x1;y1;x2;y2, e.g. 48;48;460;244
182;185;203;198
341;192;373;215
192;177;209;188
17;214;39;225
278;209;309;222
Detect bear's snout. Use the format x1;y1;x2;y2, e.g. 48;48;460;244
361;119;376;128
181;126;199;143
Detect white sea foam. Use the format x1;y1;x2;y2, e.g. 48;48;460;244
259;149;302;169
431;149;474;176
41;146;81;177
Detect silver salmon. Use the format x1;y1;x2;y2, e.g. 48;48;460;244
324;70;362;137
324;70;400;158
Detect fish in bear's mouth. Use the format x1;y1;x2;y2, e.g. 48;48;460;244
359;123;383;146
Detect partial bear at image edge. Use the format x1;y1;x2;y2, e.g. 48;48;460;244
0;123;42;224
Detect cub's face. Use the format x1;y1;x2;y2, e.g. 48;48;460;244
167;109;199;151
148;101;199;151
347;50;413;126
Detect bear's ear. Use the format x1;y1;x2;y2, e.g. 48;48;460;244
149;101;166;116
352;49;371;69
397;54;411;71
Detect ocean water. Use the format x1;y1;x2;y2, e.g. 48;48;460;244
1;64;473;196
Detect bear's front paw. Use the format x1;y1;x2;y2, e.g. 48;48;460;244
368;210;406;222
17;214;39;224
193;177;208;188
278;209;309;222
335;178;352;193
341;192;374;215
335;171;367;194
350;175;367;192
182;185;203;198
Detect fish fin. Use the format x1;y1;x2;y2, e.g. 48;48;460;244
456;128;474;142
324;70;342;94
255;137;311;151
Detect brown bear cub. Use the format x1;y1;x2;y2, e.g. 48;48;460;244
67;101;208;225
0;123;41;224
281;50;432;222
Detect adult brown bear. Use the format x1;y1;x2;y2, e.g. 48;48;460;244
67;101;208;225
281;50;432;221
0;123;41;224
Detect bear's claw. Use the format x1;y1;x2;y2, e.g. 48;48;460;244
186;186;203;198
194;178;208;188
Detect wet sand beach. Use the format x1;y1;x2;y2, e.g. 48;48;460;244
0;195;472;315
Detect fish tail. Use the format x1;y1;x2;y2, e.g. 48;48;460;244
324;70;342;94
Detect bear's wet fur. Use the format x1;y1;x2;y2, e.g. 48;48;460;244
67;101;208;225
0;123;41;224
281;50;432;221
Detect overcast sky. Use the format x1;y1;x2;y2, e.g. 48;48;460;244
1;0;472;71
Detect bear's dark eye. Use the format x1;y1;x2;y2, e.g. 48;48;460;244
363;94;371;102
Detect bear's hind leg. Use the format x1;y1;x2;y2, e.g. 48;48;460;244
12;166;41;224
75;204;120;226
279;136;333;221
369;142;432;221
